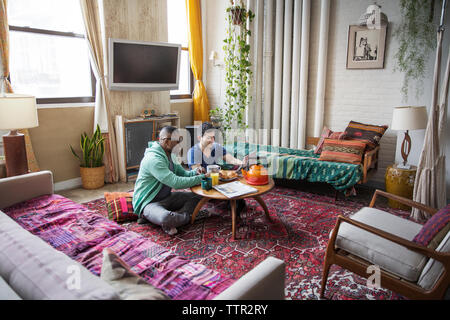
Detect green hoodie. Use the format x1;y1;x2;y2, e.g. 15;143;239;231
132;141;205;216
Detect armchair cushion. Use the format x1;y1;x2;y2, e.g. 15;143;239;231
335;207;427;282
413;204;450;249
417;229;450;290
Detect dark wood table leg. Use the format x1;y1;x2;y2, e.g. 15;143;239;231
191;197;210;224
231;199;237;240
253;195;273;222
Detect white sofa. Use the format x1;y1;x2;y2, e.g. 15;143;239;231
0;171;286;300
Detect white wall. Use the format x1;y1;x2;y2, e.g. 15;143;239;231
204;0;449;200
204;0;228;109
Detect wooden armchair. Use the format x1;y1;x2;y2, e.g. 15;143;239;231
320;190;450;300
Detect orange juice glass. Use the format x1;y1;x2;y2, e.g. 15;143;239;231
211;172;219;186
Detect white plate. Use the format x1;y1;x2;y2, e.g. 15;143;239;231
219;176;238;182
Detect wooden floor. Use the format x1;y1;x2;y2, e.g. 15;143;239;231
57;181;135;203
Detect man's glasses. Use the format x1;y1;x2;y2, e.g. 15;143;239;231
160;136;183;143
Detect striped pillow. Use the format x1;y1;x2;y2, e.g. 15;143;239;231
318;139;367;164
104;192;137;223
314;126;347;154
345;121;388;150
413;204;450;248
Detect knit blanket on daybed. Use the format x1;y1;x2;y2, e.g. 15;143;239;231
2;194;234;300
224;142;363;191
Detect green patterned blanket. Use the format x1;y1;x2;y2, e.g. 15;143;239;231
224;142;363;191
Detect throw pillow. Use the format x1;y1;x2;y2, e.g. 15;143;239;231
315;126;347;154
104;192;137;223
318;139;367;164
344;121;388;150
413;204;450;248
100;248;171;300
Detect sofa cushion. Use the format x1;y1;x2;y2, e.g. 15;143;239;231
335;207;427;282
413;204;450;249
101;248;170;300
318;139;367;164
0;210;120;300
417;229;450;290
0;276;22;300
344;121;388;150
2;194;235;299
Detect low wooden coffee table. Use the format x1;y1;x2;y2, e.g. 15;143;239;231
190;177;275;240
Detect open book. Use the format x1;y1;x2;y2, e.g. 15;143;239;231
213;181;258;198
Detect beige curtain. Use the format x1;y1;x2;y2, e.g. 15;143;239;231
1;0;39;173
412;29;449;221
79;0;119;183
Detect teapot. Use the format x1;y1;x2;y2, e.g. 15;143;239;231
241;164;269;185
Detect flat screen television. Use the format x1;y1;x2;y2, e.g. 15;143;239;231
108;38;181;91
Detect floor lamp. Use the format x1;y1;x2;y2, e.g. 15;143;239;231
0;93;38;177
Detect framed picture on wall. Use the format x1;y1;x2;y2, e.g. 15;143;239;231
346;24;387;69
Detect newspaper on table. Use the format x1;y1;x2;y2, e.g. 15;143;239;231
213;181;258;198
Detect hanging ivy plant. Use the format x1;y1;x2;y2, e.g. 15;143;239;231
393;0;438;100
218;0;255;132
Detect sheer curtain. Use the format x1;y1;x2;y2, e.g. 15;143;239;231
412;19;449;221
247;0;317;149
1;0;40;173
79;0;119;183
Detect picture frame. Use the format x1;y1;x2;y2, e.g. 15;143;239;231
346;24;387;69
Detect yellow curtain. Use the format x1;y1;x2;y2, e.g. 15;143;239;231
186;0;210;122
1;0;40;172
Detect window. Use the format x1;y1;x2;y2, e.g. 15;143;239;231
7;0;94;104
167;0;193;99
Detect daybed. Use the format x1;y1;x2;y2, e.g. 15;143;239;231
0;171;285;300
224;140;379;192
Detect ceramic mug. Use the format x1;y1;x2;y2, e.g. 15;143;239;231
206;164;220;173
201;177;213;190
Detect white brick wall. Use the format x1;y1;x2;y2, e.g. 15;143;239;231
204;0;449;197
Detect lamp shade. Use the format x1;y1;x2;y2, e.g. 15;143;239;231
391;106;428;131
0;94;38;130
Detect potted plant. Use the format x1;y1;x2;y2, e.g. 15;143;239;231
70;124;105;190
229;0;245;25
222;0;255;132
209;107;223;128
394;0;437;100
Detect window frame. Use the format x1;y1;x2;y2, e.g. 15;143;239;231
8;25;96;105
170;46;194;100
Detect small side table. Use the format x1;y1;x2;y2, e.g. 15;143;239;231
385;164;417;210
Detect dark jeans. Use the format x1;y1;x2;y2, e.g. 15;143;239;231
142;192;201;231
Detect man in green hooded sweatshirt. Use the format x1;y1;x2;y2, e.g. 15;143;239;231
132;126;208;235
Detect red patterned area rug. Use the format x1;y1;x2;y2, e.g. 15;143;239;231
82;185;412;300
